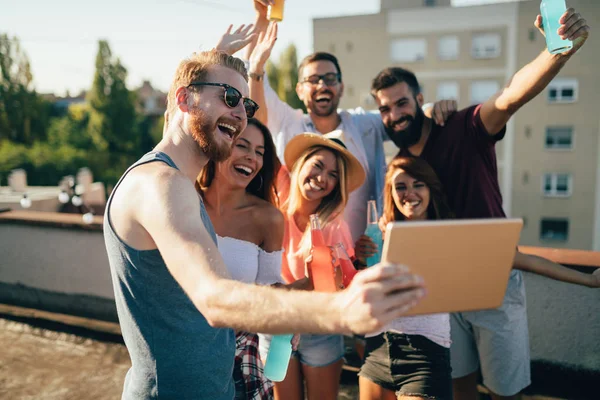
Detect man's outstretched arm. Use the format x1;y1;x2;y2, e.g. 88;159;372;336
480;8;590;135
138;167;426;335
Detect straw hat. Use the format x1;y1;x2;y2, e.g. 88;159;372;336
284;130;366;193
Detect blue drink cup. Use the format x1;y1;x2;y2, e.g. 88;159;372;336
364;200;383;267
263;334;294;382
540;0;573;54
365;224;383;267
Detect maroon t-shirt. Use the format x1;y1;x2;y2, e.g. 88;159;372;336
401;104;506;219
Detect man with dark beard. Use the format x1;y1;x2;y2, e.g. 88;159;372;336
370;8;590;400
103;49;427;400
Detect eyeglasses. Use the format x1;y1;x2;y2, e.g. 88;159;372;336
187;82;259;118
301;73;341;86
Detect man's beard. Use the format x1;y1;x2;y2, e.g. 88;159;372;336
188;108;231;162
385;105;425;149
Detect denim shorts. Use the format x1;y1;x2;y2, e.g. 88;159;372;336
359;332;452;399
259;334;344;368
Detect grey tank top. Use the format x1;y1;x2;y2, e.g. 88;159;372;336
103;151;235;400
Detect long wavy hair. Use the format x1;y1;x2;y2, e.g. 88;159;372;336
383;156;454;223
197;118;280;206
282;146;348;252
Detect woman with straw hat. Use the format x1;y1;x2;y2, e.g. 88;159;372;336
261;129;366;400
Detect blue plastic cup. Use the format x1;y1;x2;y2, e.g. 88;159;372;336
540;0;573;54
263;334;294;382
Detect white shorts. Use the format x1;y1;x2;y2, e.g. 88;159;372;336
450;270;531;396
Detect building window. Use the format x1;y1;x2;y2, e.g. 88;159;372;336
545;126;573;149
548;78;578;103
471;33;501;59
390;38;427;63
543;173;572;197
424;0;436;6
437;81;459;101
438;36;459;60
470;80;499;104
540;218;569;242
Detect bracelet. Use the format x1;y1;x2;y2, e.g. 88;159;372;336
249;71;264;81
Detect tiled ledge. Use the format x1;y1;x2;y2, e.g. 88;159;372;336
0;210;103;231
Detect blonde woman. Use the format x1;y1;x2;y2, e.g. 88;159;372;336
261;130;365;400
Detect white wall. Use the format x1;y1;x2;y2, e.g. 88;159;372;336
0;224;113;300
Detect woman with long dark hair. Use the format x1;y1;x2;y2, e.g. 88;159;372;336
198;118;284;400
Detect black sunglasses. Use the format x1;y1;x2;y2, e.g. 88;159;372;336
301;72;341;86
187;82;259;118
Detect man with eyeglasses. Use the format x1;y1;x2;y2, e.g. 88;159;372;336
246;2;456;245
104;44;426;398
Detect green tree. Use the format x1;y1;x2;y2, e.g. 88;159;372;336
144;115;165;149
0;36;142;188
82;40;141;186
276;44;305;112
0;140;29;184
25;141;88;186
0;34;50;144
86;40;139;154
46;103;92;149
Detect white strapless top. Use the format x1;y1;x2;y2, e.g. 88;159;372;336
217;235;284;285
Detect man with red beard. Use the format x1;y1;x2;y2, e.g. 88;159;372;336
370;8;590;400
103;48;427;399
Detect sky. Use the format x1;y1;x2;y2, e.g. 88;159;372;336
0;0;507;96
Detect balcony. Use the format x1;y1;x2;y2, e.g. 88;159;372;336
1;210;598;399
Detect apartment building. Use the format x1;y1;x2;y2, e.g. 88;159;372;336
313;0;600;250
